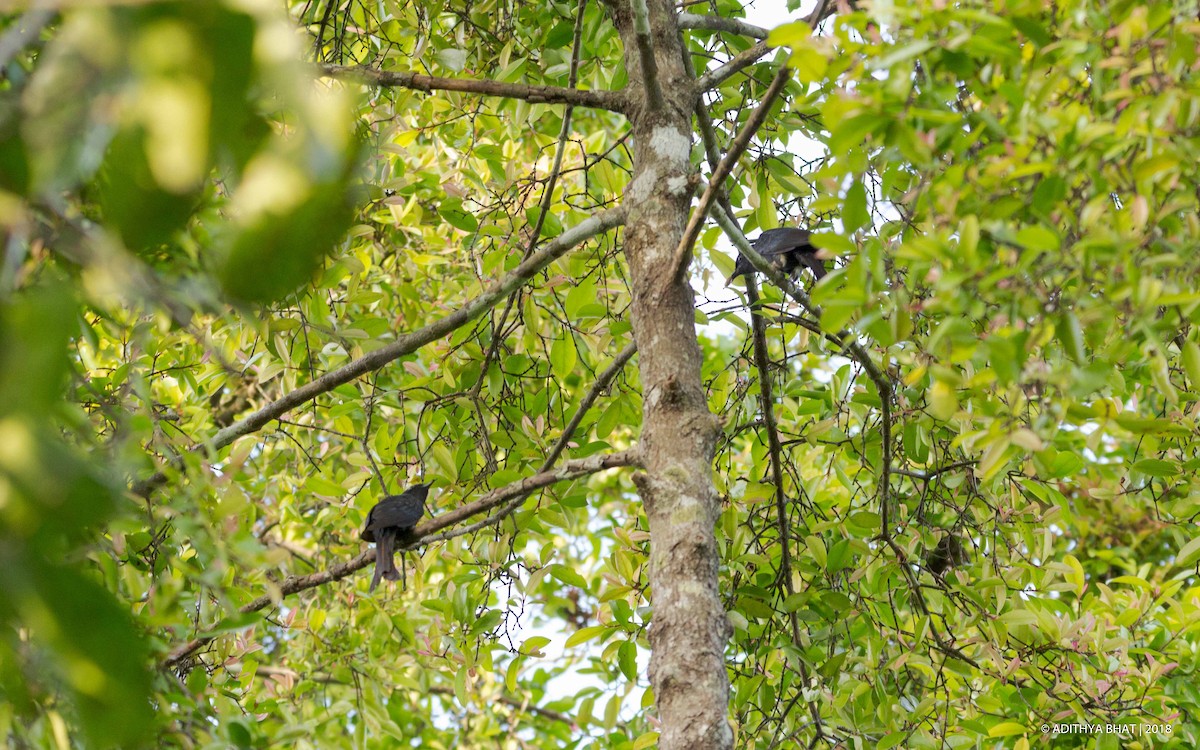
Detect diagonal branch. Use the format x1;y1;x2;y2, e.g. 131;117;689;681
716;208;897;734
133;206;627;497
695;41;772;91
320;64;627;113
161;447;640;669
664;64;791;291
423;341;639;544
540;341;638;471
681;38;739;225
416;447;639;544
677;13;768;39
693;0;837;92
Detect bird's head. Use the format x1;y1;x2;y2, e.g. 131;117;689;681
725;255;753;286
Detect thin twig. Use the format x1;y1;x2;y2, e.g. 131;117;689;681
891;460;977;482
707;208;894;540
693;0;836;91
541;342;637;470
0;7;52;69
694;41;771;91
745;278;827;738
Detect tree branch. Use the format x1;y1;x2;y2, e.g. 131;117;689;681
418;449;639;541
692;0;837;92
665;64;790;290
891;460;977;482
427;686;579;726
695;41;771;91
681;36;740;226
320;64;627;113
0;7;52;68
744;277;827;739
709;207;895;547
677;13;768;40
423;342;640;544
133;206;627;498
541;341;637;470
160;448;640;669
254;669;581;725
630;0;665;110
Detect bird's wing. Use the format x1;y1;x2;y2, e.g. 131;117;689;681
752;228;813;258
365;495;425;530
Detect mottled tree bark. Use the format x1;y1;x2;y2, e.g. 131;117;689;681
605;0;734;747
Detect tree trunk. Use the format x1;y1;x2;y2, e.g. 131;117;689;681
607;0;733;747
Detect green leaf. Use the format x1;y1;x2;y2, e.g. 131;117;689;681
470;609;503;635
1056;312;1085;363
618;641;638;682
1114;415;1189;435
928;380;958;421
564;625;606;648
550;334;578;381
454;666;469;706
870;40;935;70
439;197;479;232
220;180;356;303
805;535;827;569
306;475;348;497
436;48;468;72
987;722;1027;738
1132;459;1178;478
549;563;588;589
522;635;551;652
1015;224;1059;252
1182;340;1200;388
767;20;814;48
228;721;254;749
842;180;869;232
632;732;659;750
789;43;828;84
1176;536;1200;569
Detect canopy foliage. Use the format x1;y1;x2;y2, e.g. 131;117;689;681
1;0;1199;747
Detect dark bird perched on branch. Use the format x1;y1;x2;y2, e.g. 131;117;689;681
924;533;967;576
727;227;826;284
362;482;431;592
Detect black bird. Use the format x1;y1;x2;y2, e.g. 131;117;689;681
924;533;967;576
361;482;432;592
727;227;826;284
